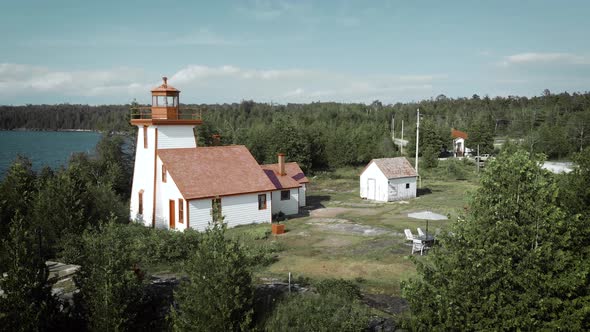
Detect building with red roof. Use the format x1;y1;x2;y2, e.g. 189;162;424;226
129;78;307;231
451;128;469;157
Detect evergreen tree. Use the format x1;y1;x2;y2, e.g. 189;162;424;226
403;150;590;330
0;212;62;332
73;220;144;331
169;223;254;331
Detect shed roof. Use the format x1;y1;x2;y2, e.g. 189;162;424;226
451;128;468;140
158;146;276;200
260;162;309;190
365;157;417;179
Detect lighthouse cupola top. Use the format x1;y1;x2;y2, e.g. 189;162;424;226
130;76;202;125
151;77;180;116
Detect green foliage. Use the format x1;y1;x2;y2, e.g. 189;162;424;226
74;220;145;332
0;212;63;331
0;156;37;267
315;278;362;301
421;146;439;169
402;150;590;330
264;293;370;332
169;223;254;331
468;116;495;154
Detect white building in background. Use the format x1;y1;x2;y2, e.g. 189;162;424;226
452;128;469;157
360;157;417;202
261;154;309;216
129;77;307;231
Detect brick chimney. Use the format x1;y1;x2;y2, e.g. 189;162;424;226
278;153;286;176
212;134;221;146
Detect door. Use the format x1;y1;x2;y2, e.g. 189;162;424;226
388;181;398;199
169;199;175;229
367;178;376;200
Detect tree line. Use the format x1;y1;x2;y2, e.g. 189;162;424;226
2;90;589;171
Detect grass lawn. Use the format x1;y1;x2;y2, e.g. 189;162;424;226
227;159;481;297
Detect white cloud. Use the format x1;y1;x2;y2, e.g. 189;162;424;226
500;52;590;66
0;63;147;100
0;63;445;104
171;65;309;83
236;0;298;20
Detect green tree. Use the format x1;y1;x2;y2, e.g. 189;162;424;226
468;119;495;154
74;220;144;332
0;212;62;331
403;150;589;330
0;156;37;242
169;223;254;331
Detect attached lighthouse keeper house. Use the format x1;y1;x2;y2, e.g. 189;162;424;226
129;78;307;231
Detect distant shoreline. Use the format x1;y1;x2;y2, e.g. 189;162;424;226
2;128;97;132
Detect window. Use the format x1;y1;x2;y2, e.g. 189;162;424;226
138;190;144;215
258;194;267;210
162;165;167;183
178;198;184;224
281;190;290;201
406;183;410;189
143;126;148;149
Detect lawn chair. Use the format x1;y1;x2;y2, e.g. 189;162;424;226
411;239;428;255
404;229;414;242
417;227;425;237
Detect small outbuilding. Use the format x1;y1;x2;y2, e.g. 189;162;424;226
451;128;468;157
360;157;418;202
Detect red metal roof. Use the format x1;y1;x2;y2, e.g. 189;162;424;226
451;128;468;140
260;162;309;190
158;146;276;200
364;157;418;179
151;77;180;93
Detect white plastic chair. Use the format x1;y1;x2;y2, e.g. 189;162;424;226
404;229;414;242
412;239;427;255
417;227;425;237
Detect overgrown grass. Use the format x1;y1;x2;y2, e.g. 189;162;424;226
226;159;481;300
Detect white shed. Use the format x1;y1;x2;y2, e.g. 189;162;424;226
360;157;417;202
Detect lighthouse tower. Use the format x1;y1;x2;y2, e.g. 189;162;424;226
129;77;202;227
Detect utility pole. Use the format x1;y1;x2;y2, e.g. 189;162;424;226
415;108;420;187
477;144;480;173
391;115;395;142
401;120;404;155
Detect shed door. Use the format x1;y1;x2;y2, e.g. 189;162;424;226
367;178;376;200
388;181;398;198
169;200;175;229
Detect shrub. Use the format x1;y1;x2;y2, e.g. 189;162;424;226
169;223;254;331
315;278;361;301
264;293;370;332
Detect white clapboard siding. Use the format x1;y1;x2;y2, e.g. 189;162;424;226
221;193;272;228
154;157;188;231
271;188;299;215
359;162;388;202
298;184;306;207
157;125;196;149
387;177;417;201
188;199;213;232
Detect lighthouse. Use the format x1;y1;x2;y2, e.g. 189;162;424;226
129;77;202;227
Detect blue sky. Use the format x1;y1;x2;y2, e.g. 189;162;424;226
1;0;589;105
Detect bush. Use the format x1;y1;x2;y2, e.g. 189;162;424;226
264;293;370;332
169;223;254;331
315;278;361;301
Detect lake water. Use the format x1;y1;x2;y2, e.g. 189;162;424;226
0;131;102;176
